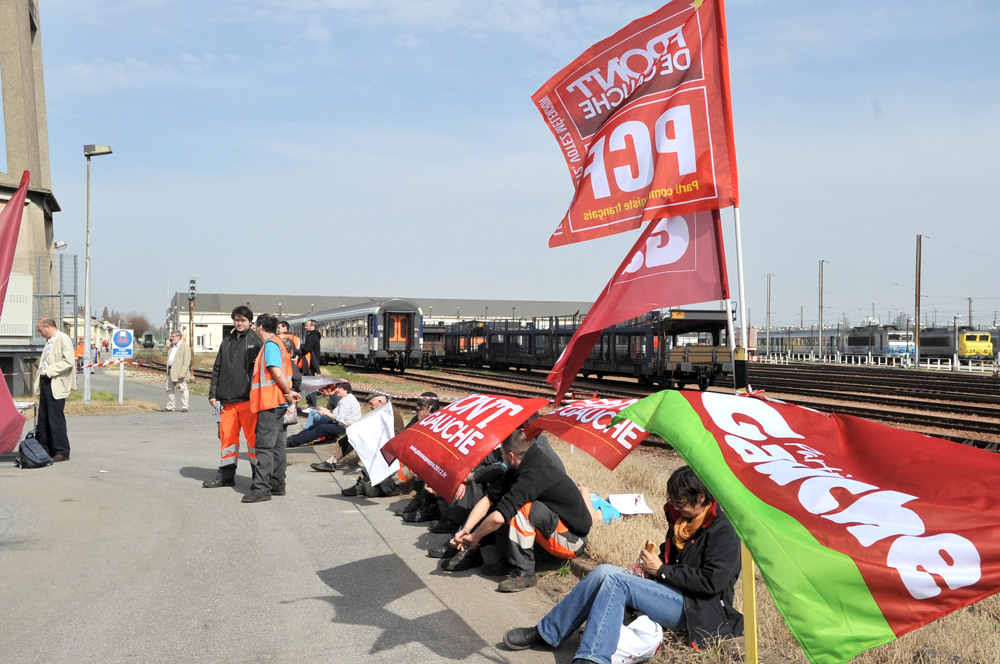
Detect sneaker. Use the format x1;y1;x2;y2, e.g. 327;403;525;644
503;626;544;651
480;559;515;577
202;479;235;488
310;462;335;472
443;546;483;572
429;518;461;535
428;544;459;559
403;507;441;523
497;569;537;593
241;491;272;503
334;458;356;470
181;407;188;412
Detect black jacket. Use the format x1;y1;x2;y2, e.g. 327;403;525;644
489;442;592;537
209;329;261;403
655;502;743;648
299;330;321;375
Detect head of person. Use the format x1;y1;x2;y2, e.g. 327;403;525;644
255;313;278;339
415;391;439;420
317;383;338;397
666;465;713;519
334;380;352;397
366;390;389;409
37;318;57;339
305;319;317;332
281;337;296;355
170;330;183;344
231;306;253;333
277;321;290;334
500;428;532;469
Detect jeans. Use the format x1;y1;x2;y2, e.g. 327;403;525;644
286;418;346;448
537;564;686;664
303;409;324;430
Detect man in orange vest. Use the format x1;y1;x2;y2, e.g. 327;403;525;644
245;313;300;504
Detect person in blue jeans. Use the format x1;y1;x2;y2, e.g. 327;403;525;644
503;466;743;664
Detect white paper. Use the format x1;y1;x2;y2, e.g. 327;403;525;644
214;403;222;423
347;402;399;486
609;493;653;515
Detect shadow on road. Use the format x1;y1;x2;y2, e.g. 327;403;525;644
312;554;513;663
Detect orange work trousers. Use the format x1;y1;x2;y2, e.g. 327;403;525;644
219;400;256;466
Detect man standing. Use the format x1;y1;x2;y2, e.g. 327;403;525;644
299;319;321;407
164;330;191;412
245;313;300;503
33;318;76;462
204;306;261;489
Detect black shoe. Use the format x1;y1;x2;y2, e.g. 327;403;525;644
286;440;306;448
341;478;369;497
271;486;286;497
202;479;235;488
394;495;423;517
444;546;483;572
503;626;544;651
429;518;461;534
480;559;515;577
403;507;441;523
334;458;356;470
428;544;459;559
310;461;335;472
498;568;537;593
241;491;271;503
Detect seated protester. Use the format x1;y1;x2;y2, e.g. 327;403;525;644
394;393;442;518
286;381;360;449
336;391;413;498
301;383;340;439
503;466;743;661
427;446;506;557
451;428;592;593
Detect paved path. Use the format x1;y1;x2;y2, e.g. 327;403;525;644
0;373;577;663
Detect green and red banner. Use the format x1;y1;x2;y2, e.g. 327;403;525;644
617;390;1000;664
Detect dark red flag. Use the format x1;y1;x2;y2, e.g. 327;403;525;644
532;0;739;247
0;171;31;454
381;394;548;501
547;209;729;405
524;398;649;470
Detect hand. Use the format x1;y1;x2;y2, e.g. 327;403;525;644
451;529;473;551
285;391;300;404
209;398;217;408
454;483;467;501
639;547;661;576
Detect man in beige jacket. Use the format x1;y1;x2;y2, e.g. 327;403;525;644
34;318;77;461
165;330;192;412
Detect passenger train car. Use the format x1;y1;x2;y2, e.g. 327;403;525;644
442;310;734;390
287;298;423;371
759;325;995;360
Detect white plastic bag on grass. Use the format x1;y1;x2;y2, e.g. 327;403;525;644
612;615;663;664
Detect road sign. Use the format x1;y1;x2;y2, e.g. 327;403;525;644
112;329;134;359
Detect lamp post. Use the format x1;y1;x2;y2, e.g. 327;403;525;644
83;144;112;403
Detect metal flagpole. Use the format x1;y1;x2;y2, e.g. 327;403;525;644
734;207;748;348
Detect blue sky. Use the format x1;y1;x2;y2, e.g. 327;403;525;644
36;0;1000;329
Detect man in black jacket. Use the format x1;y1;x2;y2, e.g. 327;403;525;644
452;429;592;593
203;306;262;488
503;466;743;662
299;319;321;407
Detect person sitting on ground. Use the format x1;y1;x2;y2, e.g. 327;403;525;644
312;389;403;473
503;465;743;661
393;393;442;519
338;391;415;497
300;383;340;430
451;428;593;593
286;381;360;449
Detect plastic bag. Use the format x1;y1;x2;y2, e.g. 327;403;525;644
623;557;650;579
612;615;663;664
283;405;297;425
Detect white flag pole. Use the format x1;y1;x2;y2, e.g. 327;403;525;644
734;206;748;349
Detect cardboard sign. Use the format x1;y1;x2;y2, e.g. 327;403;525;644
381;394;548;500
525;398;649;470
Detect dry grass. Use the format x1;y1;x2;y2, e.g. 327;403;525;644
65;389;160;416
553;439;1000;664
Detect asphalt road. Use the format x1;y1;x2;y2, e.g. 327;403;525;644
0;371;577;663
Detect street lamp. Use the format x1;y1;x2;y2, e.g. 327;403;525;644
83;144;112;403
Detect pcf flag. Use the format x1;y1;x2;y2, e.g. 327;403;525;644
381;394;547;501
617;390;1000;664
547;210;728;405
347;402;399;486
533;0;738;247
0;171;30;454
524;398;649;470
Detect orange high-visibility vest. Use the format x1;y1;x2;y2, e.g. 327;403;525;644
250;335;293;413
75;343;84;359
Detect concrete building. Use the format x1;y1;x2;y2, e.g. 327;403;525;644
0;0;62;395
165;293;592;352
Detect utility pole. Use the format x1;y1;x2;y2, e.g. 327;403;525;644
871;302;876;322
766;274;772;358
188;278;196;355
969;297;973;328
818;260;825;361
800;306;804;329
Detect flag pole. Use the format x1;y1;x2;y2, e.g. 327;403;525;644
741;542;759;664
734;206;748;348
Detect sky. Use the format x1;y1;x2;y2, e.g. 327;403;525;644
31;0;1000;329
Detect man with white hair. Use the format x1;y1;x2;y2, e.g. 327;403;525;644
164;330;192;412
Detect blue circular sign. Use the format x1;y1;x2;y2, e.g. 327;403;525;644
113;330;133;348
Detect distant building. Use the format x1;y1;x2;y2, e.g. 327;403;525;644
0;2;63;396
165;293;592;352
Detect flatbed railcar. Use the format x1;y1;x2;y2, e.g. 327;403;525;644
442;309;734;391
287;298;423;371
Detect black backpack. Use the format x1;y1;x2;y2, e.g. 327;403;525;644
15;432;52;469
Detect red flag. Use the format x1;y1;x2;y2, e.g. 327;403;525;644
0;171;31;454
381;394;548;501
524;398;649;470
532;0;738;247
547;210;729;405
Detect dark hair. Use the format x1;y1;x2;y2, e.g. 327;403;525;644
417;391;439;412
667;466;713;506
232;305;253;321
277;321;289;331
281;338;296;354
255;313;278;333
338;381;352;394
500;428;531;458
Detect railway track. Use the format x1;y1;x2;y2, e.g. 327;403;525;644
144;356;213;380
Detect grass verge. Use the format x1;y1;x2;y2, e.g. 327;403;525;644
65;389;160;416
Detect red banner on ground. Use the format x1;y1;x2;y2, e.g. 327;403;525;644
524;398;649;470
547;210;728;405
0;172;30;454
381;394;548;501
532;0;738;247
